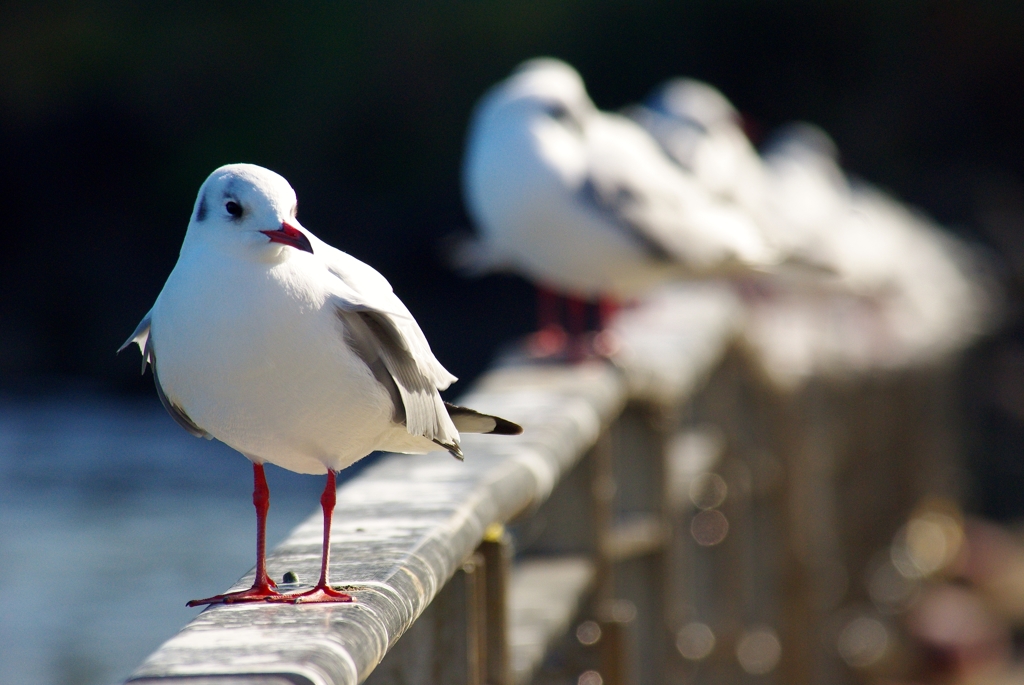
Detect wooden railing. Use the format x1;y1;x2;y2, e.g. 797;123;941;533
125;284;963;685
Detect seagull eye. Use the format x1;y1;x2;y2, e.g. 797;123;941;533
545;103;570;120
543;102;582;133
225;201;242;218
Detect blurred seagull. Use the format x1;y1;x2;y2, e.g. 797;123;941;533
121;164;522;605
629;78;830;262
739;124;996;382
628;78;770;218
460;58;781;305
630;82;995;379
760;123;852;257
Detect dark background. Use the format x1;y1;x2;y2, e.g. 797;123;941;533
3;0;1024;515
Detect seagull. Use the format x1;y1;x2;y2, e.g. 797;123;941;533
741;124;995;379
460;58;781;306
626;78;799;251
627;78;770;217
760;123;852;258
121;164;522;605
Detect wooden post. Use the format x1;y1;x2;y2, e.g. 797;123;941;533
366;551;488;685
432;552;487;685
480;525;512;685
590;430;635;685
597;602;634;685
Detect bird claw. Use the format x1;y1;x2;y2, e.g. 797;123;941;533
269;583;354;604
186;582;285;607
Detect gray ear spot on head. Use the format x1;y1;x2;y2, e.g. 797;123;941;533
195;195;208;222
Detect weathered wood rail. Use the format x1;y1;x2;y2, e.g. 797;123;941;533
126;283;968;685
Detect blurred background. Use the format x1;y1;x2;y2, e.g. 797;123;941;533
3;1;1024;684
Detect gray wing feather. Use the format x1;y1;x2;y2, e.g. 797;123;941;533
336;308;405;425
152;361;211;439
119;312;154;374
334;303;459;449
577;176;676;262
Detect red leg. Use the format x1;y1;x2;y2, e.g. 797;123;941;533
279;470;352;603
528;285;567;357
566;295;589;361
566;296;587;337
187;463;285;606
598;296;620;329
592;296;622;357
537;284;561;331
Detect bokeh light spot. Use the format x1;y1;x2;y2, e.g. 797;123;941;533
676;622;715;660
837;616;889;668
689;472;728;509
691;509;729;546
576;620;602;646
736;627;781;675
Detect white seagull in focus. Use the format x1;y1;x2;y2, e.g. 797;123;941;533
460;58;781;302
121;164;522;605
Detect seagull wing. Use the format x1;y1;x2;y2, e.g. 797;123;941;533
118;309;154;374
118;310;210;439
444;402;522;436
318;242;460;452
152;360;211;439
577;173;676;262
579;113;778;275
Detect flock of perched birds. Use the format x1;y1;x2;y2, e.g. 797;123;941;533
461;58;994;381
460;59;995;384
122;58;995;605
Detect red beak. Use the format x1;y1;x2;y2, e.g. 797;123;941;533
261;222;314;254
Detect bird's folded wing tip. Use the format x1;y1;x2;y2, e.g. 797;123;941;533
444;402;523;436
491;416;524;435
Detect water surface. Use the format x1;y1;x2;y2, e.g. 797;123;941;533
0;393;359;685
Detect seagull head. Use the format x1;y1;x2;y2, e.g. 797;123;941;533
470;58;596;145
465;58;596;190
510;58;593;119
646;78;739;131
185;164;314;259
762;123;839;166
